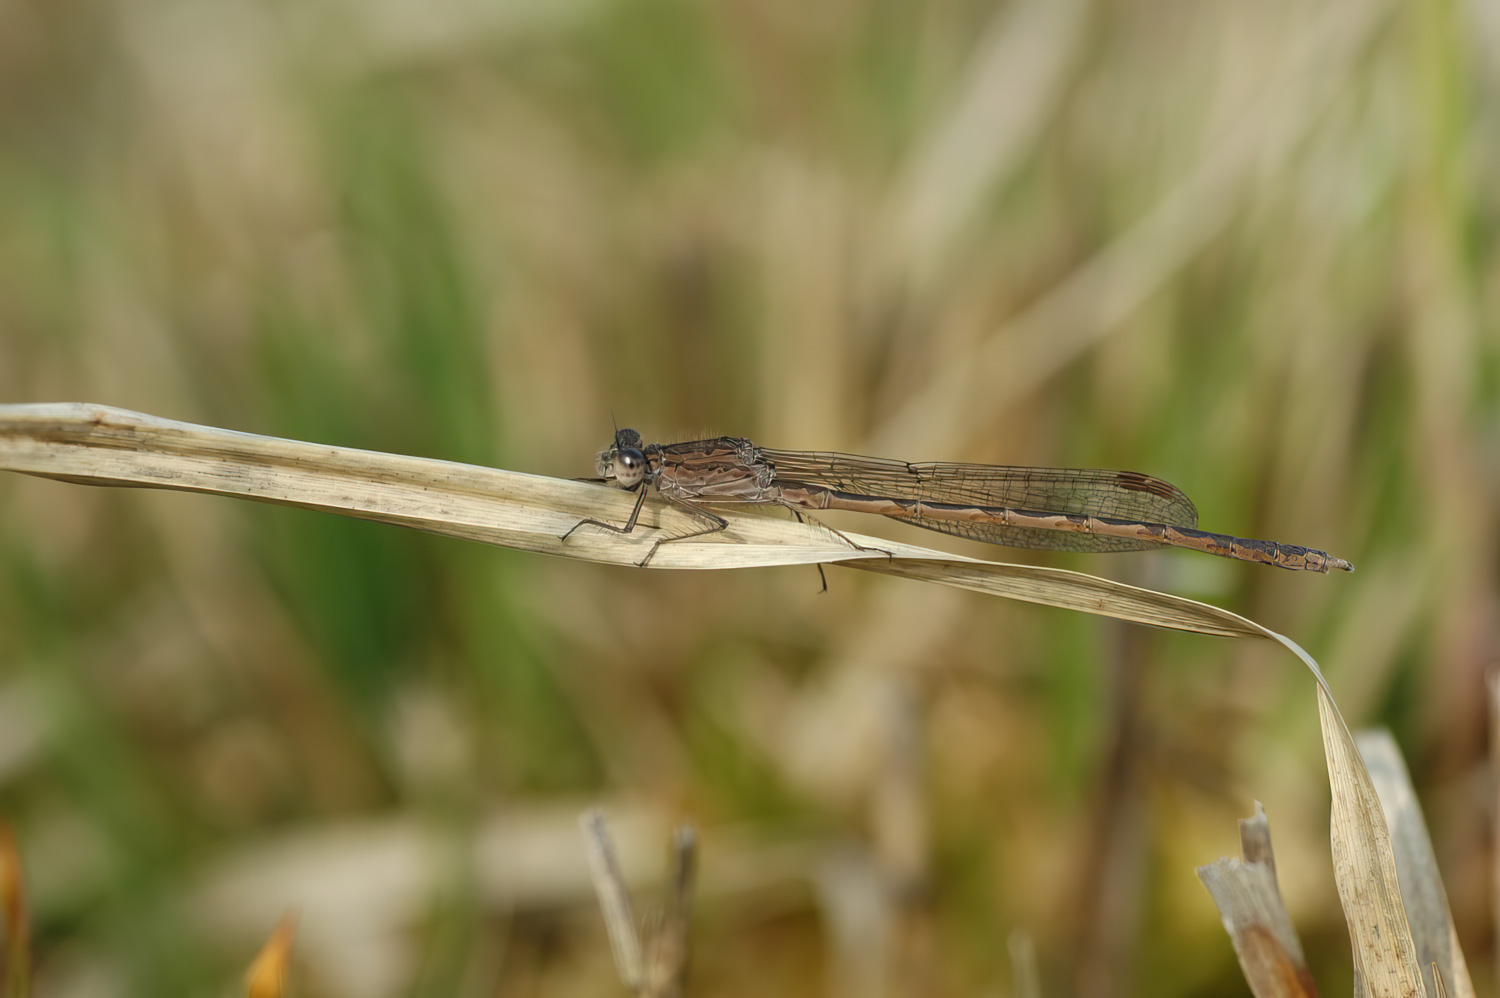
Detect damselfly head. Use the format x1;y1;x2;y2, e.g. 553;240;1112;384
598;428;650;488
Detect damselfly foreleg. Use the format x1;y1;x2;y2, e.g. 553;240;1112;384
559;486;651;543
561;489;730;567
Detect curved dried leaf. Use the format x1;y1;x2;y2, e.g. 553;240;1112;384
0;403;1293;638
1318;688;1426;997
0;403;1430;991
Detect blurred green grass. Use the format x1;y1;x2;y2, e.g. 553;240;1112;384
0;0;1497;995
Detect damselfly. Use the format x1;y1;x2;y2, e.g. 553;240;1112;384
563;430;1353;573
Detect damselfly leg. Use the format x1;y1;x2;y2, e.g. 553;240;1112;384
561;489;730;568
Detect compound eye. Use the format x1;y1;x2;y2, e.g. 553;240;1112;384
614;448;648;487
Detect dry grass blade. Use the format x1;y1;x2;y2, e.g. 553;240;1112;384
1355;731;1475;998
0;403;873;570
850;559;1266;638
244;914;298;998
0;403;1428;992
0;403;1293;638
1318;688;1426;997
1189;636;1430;997
0;823;28;998
1197;805;1316;997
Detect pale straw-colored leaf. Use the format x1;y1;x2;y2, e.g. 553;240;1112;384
1317;684;1427;997
0;402;1302;637
0;403;1431;990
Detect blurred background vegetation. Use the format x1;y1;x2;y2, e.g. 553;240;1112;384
0;0;1497;994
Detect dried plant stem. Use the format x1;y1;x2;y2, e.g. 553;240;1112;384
643;828;697;998
581;811;698;997
581;810;646;991
1197;804;1316;997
